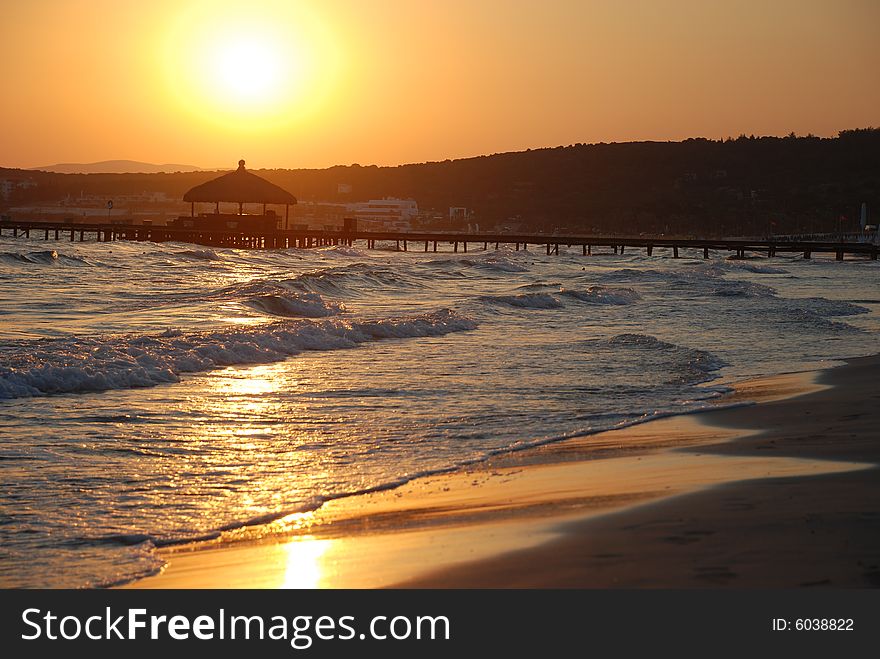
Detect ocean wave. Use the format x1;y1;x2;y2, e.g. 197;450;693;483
113;263;416;316
515;281;562;290
560;286;641;305
0;309;477;399
281;264;420;296
426;253;530;273
608;333;681;350
479;292;563;309
317;245;369;258
772;309;865;333
786;297;869;318
599;265;783;299
607;333;727;385
84;395;752;561
598;267;666;282
0;250;91;266
216;264;415;302
244;292;345;318
712;280;777;297
476;256;529;273
721;261;789;274
178;249;222;261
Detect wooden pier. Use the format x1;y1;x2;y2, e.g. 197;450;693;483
0;220;877;260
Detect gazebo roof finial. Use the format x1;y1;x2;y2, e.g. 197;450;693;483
238;159;246;170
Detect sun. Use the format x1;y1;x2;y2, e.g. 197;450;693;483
161;1;342;130
214;39;283;101
196;28;302;114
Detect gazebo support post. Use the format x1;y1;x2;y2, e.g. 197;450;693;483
285;204;289;230
190;202;194;218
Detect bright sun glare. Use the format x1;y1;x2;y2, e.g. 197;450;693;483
215;39;283;100
162;1;340;130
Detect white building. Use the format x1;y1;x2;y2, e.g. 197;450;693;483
347;198;418;230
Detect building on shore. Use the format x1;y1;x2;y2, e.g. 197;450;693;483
346;198;418;231
0;176;37;201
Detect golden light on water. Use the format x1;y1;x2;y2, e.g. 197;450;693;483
280;537;331;589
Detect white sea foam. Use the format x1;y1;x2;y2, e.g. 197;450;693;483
0;309;477;399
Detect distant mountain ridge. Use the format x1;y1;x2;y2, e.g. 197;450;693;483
30;160;204;174
8;129;878;237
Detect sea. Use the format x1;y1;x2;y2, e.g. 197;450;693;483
0;236;877;587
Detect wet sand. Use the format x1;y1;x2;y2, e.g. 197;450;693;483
127;356;879;589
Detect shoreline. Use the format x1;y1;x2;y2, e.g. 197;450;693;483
126;357;879;589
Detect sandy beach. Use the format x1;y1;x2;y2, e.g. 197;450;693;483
126;355;879;589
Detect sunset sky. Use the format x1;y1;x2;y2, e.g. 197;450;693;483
2;0;878;170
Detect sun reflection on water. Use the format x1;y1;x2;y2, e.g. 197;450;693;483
279;537;332;589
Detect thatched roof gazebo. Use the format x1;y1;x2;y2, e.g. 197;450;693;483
183;160;297;227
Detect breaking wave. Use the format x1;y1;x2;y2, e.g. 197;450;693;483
0;250;91;266
244;292;345;318
0;309;477;399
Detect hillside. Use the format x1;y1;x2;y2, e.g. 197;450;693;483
30;160;204;174
4;129;879;237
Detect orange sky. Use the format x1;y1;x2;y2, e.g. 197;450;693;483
1;0;878;170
